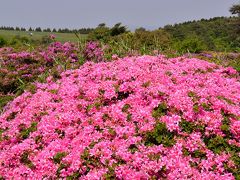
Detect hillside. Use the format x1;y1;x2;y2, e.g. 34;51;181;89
163;17;240;52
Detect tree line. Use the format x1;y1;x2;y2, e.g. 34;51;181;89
0;26;94;34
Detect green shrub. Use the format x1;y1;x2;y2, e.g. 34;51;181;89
88;26;111;41
0;36;7;47
174;35;207;53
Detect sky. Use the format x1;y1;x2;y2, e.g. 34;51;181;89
0;0;239;30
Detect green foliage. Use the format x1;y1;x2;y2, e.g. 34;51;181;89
191;150;207;159
66;172;81;180
220;111;237;138
193;103;200;113
104;167;116;180
0;128;7;142
230;4;240;16
144;122;176;147
201;102;212;111
20;151;35;169
133;29;171;51
204;135;236;154
182;148;207;159
217;96;235;105
8;35;31;47
122;104;131;113
19;122;38;139
128;144;138;154
142;81;151;88
110;23;128;36
152;102;168;119
203;134;240;178
56;163;68;178
88;23;128;42
0;29;87;46
0;36;7;47
174;35;207;53
80;148;102;172
88;26;110;41
179;119;205;134
164;17;240;52
53;152;68;164
179;120;195;133
0;95;14;113
41;35;53;44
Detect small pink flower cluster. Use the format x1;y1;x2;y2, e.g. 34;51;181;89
0;55;239;179
49;34;56;40
83;41;104;63
40;42;79;63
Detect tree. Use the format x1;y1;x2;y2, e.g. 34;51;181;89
98;23;106;27
46;28;51;32
88;23;110;41
135;27;146;33
35;27;42;32
230;4;240;17
110;23;128;36
229;3;240;39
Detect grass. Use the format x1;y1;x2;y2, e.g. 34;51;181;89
0;30;87;43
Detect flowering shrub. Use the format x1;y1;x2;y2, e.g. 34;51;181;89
83;41;104;62
40;42;79;64
0;55;239;179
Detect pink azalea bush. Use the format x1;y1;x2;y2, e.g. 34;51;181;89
0;55;239;179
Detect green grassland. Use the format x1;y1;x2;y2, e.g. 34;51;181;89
0;30;87;42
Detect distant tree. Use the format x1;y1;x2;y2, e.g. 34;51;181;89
110;23;128;36
52;28;57;32
20;28;26;31
88;25;110;41
29;27;33;31
98;23;106;27
78;28;94;34
230;3;240;17
229;3;240;46
15;27;20;31
135;27;146;33
35;27;42;32
47;28;51;32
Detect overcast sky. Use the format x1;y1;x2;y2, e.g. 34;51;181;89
0;0;238;30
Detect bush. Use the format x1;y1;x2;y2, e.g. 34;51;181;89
0;55;239;179
88;26;111;41
133;29;172;51
9;35;31;47
174;36;207;53
0;36;7;47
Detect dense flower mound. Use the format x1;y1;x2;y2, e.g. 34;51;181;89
0;55;240;179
